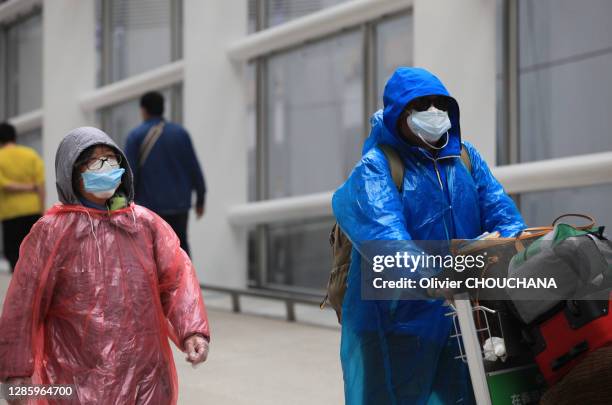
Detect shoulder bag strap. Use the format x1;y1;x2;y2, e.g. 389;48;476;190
378;144;405;192
460;144;472;174
138;121;165;168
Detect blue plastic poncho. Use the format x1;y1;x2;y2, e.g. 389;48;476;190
332;67;526;404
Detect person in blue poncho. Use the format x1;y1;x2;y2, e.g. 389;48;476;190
332;67;526;404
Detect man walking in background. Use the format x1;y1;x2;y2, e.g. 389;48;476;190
125;91;206;256
0;122;45;272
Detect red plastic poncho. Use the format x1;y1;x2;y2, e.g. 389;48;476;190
0;203;210;404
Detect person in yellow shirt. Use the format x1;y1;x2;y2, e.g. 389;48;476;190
0;122;45;272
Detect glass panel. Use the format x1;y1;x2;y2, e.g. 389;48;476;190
248;0;258;33
266;0;351;28
170;83;183;123
266;217;334;290
265;30;363;199
98;0;178;84
521;184;612;235
0;29;6;120
17;128;43;156
375;13;413;108
100;87;177;148
103;98;141;148
5;13;43;116
518;0;612;162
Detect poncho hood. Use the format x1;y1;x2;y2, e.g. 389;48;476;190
55;126;134;205
363;67;462;159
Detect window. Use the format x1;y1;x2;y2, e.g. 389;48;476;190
249;11;413;290
266;0;351;29
266;217;335;289
17;128;43;156
0;12;43;118
516;0;612;227
249;0;353;32
374;13;413;108
521;185;612;232
96;0;182;86
258;30;364;291
518;0;612;162
248;0;258;33
265;30;364;199
99;85;182;148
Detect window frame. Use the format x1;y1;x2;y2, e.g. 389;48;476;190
506;0;520;166
97;0;183;87
249;7;413;289
0;7;43;120
98;82;184;143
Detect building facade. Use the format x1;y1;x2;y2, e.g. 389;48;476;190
1;0;611;292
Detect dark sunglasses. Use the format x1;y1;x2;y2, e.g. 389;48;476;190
409;96;450;112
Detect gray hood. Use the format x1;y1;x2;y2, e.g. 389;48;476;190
55;126;134;205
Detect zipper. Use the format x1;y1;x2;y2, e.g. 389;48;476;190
425;154;460;189
426;154;459;242
432;159;444;190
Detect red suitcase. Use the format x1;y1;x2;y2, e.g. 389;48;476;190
526;291;612;385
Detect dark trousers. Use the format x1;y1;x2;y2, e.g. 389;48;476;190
2;214;40;272
159;212;190;257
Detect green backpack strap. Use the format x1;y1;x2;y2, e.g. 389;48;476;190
378;144;405;192
460;143;472;174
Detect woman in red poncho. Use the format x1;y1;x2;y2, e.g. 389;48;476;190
0;127;210;404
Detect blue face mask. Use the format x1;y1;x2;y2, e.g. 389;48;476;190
81;168;125;198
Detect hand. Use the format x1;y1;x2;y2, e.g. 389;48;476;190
184;334;209;366
195;205;205;219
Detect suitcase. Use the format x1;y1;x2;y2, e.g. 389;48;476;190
524;290;612;385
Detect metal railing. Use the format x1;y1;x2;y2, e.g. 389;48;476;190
79;61;184;112
200;284;323;323
227;0;412;62
227;151;612;227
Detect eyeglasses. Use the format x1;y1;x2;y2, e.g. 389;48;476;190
84;154;122;171
409;96;450;112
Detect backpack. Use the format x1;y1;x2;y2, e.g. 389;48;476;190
320;144;472;324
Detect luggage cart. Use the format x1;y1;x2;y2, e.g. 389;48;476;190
446;293;496;405
447;293;545;405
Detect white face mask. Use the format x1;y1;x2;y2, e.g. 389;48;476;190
407;107;452;147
